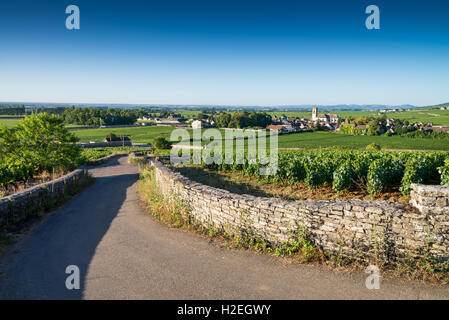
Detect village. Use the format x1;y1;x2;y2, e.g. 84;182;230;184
138;106;449;136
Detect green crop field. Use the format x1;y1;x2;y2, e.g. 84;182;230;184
382;108;449;126
72;125;188;143
0;117;23;128
275;132;449;150
0;117;91;129
73;125;449;151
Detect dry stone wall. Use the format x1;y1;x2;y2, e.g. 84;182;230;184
0;169;89;229
151;159;449;262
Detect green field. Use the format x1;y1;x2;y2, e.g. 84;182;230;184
0;116;89;129
0;117;23;128
73;125;185;143
276;131;449;150
73;125;449;151
380;108;449;126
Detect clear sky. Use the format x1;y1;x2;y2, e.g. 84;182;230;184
0;0;448;106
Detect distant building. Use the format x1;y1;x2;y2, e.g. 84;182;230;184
339;122;368;135
267;124;296;132
104;135;130;142
429;126;449;133
312;107;318;121
192;120;202;129
312;107;339;125
267;124;282;131
271;115;280;123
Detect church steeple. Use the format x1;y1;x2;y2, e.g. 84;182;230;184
312;107;318;121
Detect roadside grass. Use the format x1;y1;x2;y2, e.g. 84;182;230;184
138;164;449;285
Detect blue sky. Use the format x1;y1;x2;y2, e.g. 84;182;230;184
0;0;448;106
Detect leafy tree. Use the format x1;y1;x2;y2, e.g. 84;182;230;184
15;113;82;171
214;112;231;128
367;120;382;136
249;112;272;128
197;112;207;120
0;105;26;115
153;136;171;150
0;113;82;187
228;111;251;128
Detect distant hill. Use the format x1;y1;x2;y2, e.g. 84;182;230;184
430;102;449;107
2;101;449;112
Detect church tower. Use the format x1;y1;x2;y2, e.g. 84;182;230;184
312;107;318;121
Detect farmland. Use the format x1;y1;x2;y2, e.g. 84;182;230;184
0;116;23;128
72;125;186;143
276;131;449;150
72;125;449;151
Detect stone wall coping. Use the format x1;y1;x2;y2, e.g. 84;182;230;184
411;183;449;196
0;168;87;203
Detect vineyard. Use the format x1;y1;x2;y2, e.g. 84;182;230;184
201;149;449;196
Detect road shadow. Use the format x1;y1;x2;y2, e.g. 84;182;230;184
0;167;138;299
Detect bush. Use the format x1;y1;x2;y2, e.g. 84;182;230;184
153;136;171;150
106;133;118;141
366;143;381;151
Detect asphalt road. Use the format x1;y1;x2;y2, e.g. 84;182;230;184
0;156;448;299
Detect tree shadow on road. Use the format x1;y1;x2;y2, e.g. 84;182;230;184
0;169;138;299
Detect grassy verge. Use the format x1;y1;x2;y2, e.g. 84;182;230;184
138;165;449;285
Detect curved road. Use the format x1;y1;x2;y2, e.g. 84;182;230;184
0;156;448;299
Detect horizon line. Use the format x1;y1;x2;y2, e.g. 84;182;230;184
1;100;446;109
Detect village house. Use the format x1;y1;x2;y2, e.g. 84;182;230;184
339;121;368;135
191;120;203;129
153;114;184;124
266;124;297;132
311;107;340;125
428;126;449;133
310;107;340;130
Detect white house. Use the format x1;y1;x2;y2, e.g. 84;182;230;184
192;120;203;129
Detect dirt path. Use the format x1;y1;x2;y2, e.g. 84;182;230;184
0;156;447;299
